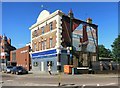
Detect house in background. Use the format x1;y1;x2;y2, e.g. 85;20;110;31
0;35;16;71
10;45;31;71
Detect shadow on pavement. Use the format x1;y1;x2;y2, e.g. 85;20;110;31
1;86;119;88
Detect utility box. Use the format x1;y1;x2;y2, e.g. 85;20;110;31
72;68;77;75
64;65;73;74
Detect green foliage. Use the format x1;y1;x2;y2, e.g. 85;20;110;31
111;35;120;62
98;45;112;58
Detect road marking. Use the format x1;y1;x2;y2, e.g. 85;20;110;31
97;84;100;86
83;83;117;86
82;85;86;88
102;83;117;86
6;80;13;81
25;83;57;86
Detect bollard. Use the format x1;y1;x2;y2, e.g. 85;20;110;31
117;64;119;70
100;62;103;71
109;63;112;70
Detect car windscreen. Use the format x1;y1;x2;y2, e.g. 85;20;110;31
7;66;13;68
17;67;23;70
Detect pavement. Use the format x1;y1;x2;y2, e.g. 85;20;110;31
0;71;120;88
28;70;119;78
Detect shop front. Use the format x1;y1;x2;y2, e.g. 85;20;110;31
31;49;68;73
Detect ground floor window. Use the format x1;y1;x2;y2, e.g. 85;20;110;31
33;62;38;67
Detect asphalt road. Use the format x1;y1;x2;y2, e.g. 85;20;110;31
0;72;119;88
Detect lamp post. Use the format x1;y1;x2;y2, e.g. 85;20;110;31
67;47;70;65
57;46;61;86
68;10;73;65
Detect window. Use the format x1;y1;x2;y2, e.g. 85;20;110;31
12;51;16;61
49;22;53;31
50;38;53;48
44;40;47;50
41;26;44;34
38;27;39;30
34;43;36;51
39;42;41;50
33;62;38;67
41;41;45;50
34;30;38;37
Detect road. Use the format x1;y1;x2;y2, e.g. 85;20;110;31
0;72;119;88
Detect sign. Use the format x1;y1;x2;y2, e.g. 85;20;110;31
21;50;28;54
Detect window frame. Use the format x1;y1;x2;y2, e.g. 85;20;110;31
50;38;53;48
41;26;45;34
49;22;53;31
41;41;45;50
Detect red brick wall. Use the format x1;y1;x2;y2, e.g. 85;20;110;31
32;20;57;52
10;46;31;71
32;20;57;38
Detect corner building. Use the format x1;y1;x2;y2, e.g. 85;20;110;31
29;10;98;73
29;10;67;73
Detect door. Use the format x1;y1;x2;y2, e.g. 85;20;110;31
41;61;45;71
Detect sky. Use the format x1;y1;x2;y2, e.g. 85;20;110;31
2;2;118;50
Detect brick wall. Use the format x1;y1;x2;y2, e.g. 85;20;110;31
32;20;57;52
32;20;57;38
10;46;31;71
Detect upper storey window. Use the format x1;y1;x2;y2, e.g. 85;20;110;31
50;38;53;48
49;22;53;31
33;30;38;37
41;26;44;34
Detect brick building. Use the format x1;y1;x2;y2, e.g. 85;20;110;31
29;10;98;73
0;35;16;71
29;10;64;73
73;29;97;67
10;45;31;71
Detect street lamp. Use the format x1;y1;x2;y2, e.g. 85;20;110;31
67;47;70;65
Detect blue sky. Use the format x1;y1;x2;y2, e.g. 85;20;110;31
2;2;118;49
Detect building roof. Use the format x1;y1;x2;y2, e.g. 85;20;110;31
29;10;64;30
37;10;50;23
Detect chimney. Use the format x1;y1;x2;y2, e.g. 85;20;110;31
86;18;92;24
68;9;74;18
7;38;11;45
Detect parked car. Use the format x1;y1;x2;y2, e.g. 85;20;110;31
4;66;14;73
11;66;28;75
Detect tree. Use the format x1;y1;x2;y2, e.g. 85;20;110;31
98;45;112;58
111;35;120;62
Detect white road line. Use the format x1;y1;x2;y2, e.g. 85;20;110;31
6;80;12;81
101;83;117;86
97;84;100;86
25;83;57;86
81;85;86;88
82;83;117;86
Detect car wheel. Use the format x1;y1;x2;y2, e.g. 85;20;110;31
26;71;28;74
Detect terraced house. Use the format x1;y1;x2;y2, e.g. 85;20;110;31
0;35;16;71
